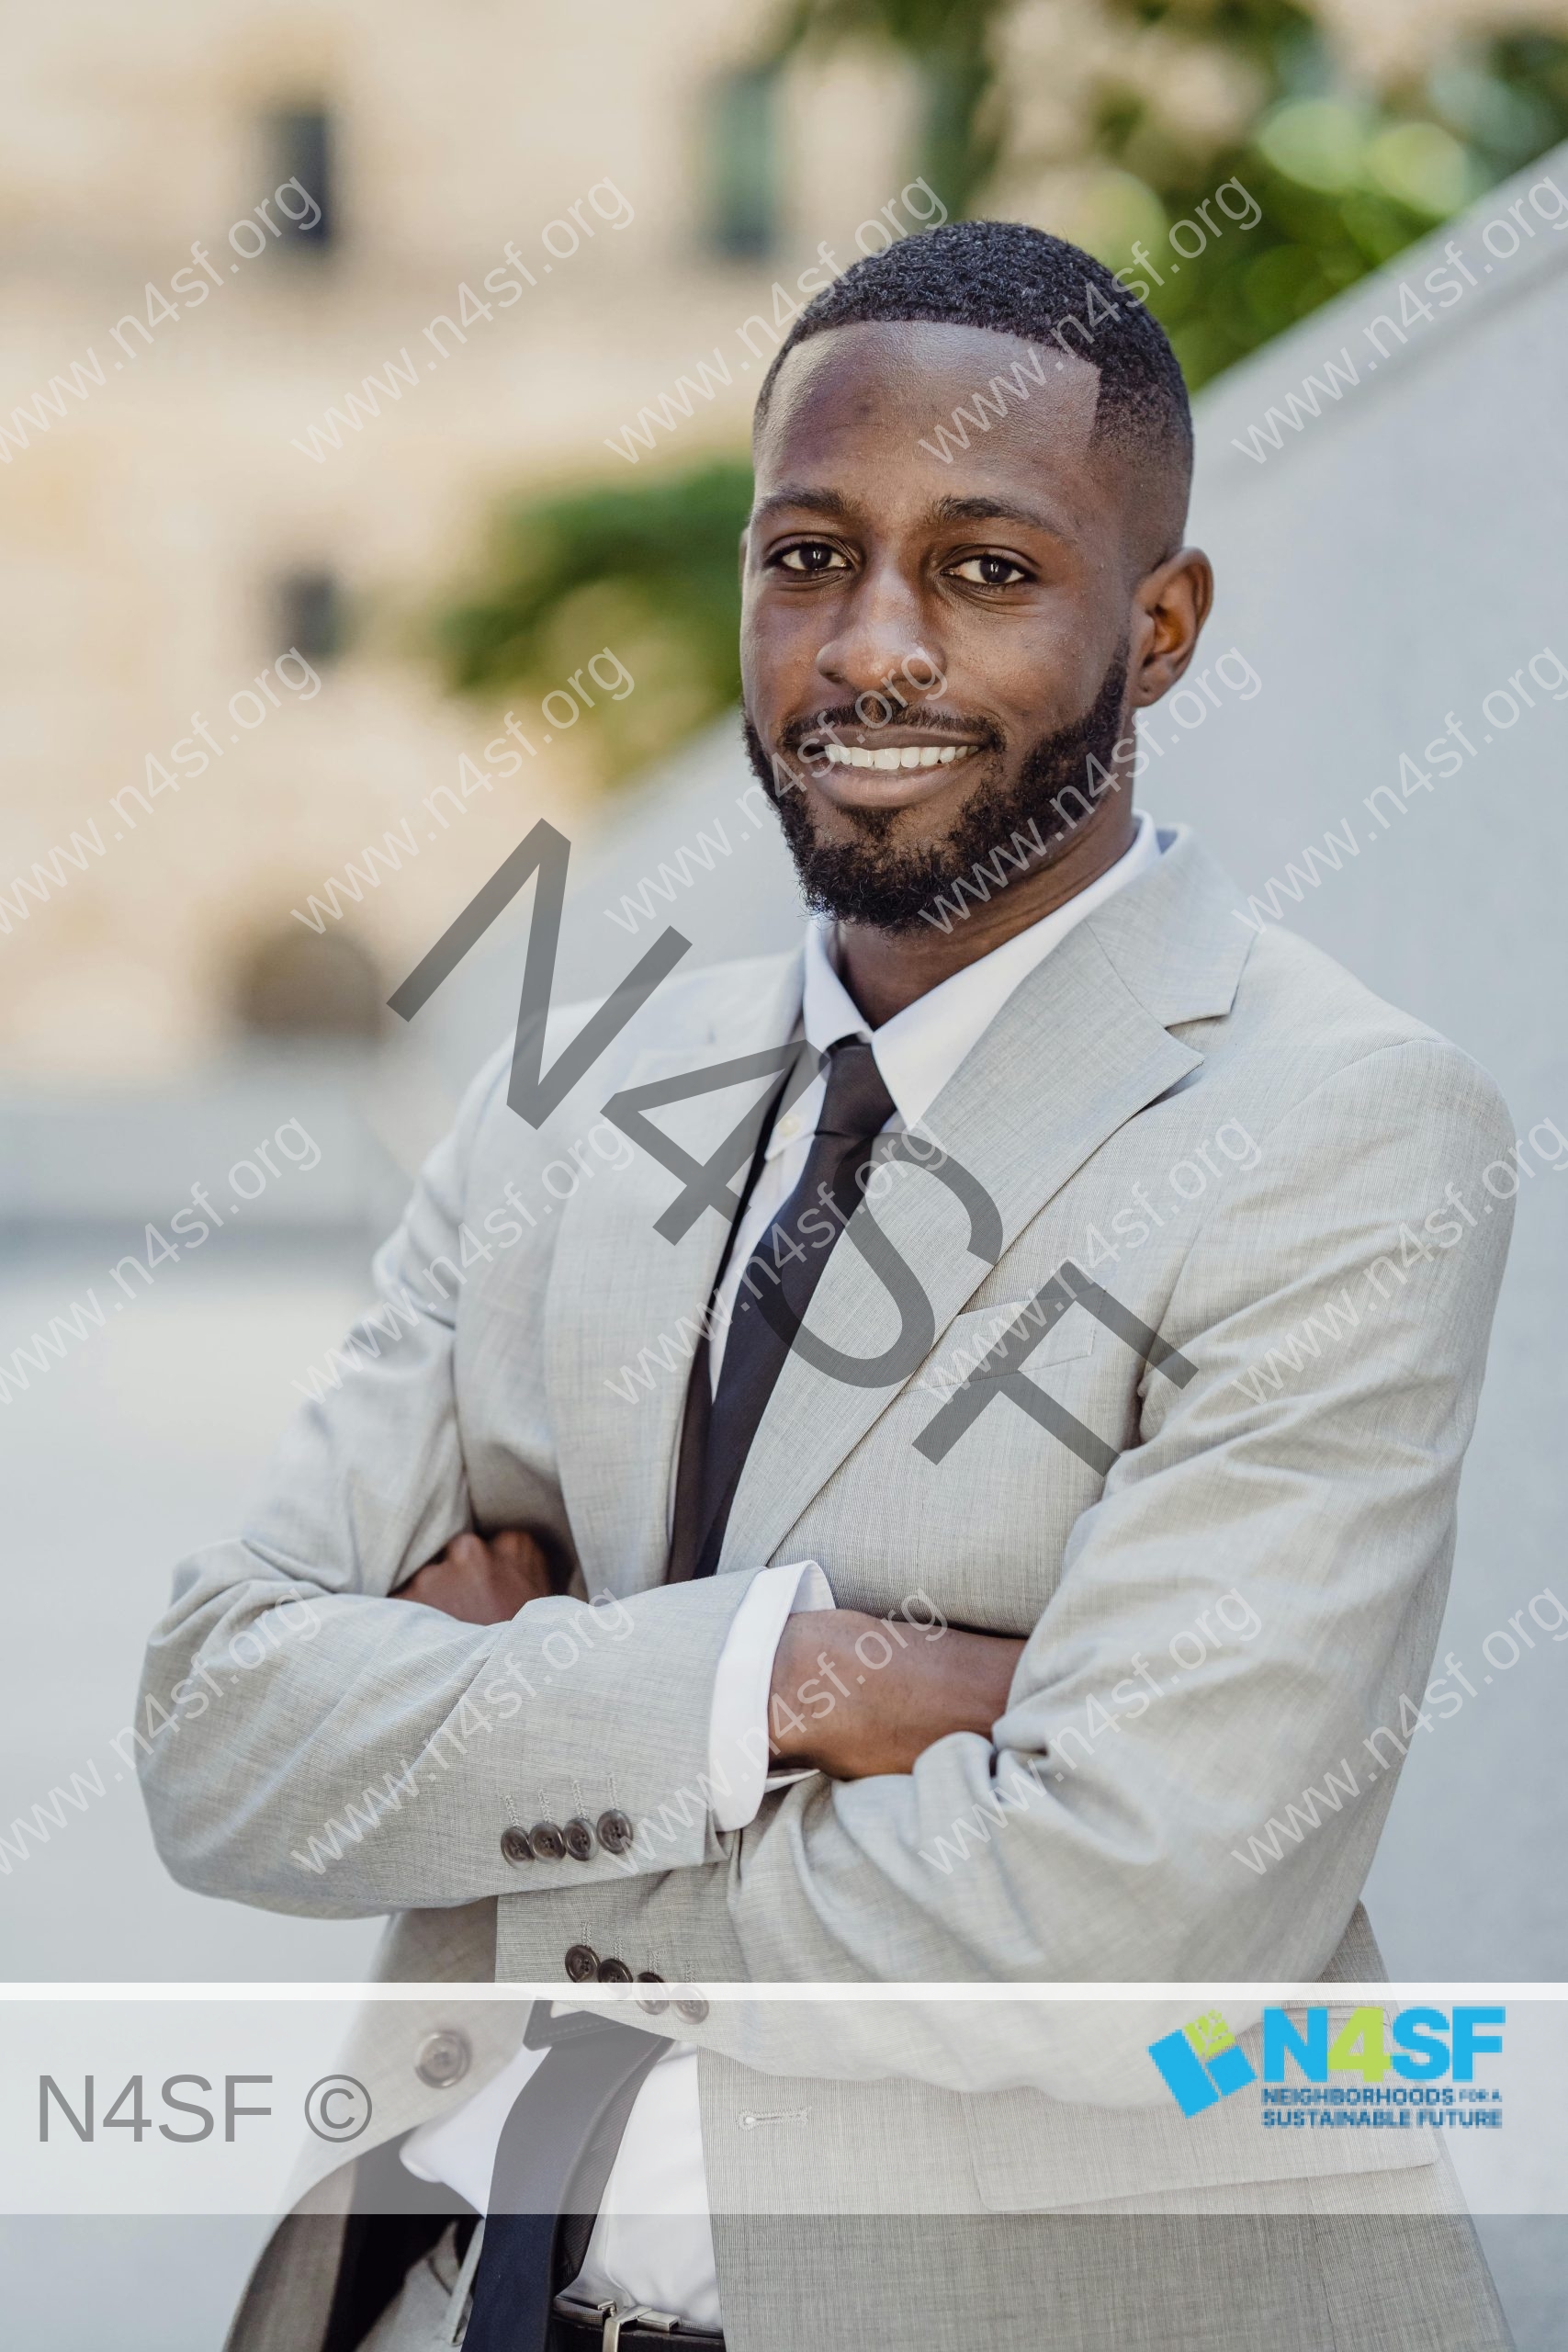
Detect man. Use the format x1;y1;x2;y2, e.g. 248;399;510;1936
141;220;1517;2349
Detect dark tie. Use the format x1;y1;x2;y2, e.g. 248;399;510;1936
462;2015;668;2352
466;1043;894;2349
671;1033;895;1583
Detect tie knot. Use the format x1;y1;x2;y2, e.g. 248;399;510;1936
815;1034;895;1143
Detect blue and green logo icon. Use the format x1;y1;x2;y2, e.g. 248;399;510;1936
1149;2004;1506;2119
1148;2009;1258;2117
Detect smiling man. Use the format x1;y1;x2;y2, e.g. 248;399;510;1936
739;245;1192;1003
142;222;1517;2351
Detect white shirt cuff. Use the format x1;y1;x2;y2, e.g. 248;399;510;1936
705;1558;833;1831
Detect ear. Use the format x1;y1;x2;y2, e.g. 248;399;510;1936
1128;547;1214;707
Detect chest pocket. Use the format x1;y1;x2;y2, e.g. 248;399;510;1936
788;1306;1105;1632
921;1299;1097;1392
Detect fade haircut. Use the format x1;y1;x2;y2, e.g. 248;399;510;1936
755;218;1193;545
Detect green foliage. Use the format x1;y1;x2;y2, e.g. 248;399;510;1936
436;461;754;783
767;0;1568;385
1082;8;1568;384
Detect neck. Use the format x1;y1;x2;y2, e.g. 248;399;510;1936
836;792;1138;1028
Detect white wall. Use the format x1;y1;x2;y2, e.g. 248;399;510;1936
1175;148;1568;1979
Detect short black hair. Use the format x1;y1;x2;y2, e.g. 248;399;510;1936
755;217;1191;481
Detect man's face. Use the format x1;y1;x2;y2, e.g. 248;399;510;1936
740;319;1145;929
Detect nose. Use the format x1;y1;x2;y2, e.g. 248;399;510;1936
814;562;943;710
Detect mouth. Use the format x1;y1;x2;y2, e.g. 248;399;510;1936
794;734;993;817
822;741;977;773
768;710;999;816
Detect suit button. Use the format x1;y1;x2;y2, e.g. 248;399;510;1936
675;1997;710;2024
596;1809;634;1855
531;1820;567;1861
636;1971;668;2017
565;1943;599;1983
596;1956;633;1984
414;2030;470;2088
563;1816;596;1861
500;1826;534;1864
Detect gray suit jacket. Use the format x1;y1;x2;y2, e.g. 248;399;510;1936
139;828;1516;2350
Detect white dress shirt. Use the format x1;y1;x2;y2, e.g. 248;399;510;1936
401;811;1162;2327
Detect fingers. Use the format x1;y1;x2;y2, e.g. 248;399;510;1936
491;1529;544;1567
491;1527;556;1603
444;1528;548;1575
395;1532;500;1620
398;1527;558;1620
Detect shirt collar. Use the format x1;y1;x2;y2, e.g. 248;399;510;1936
777;809;1161;1155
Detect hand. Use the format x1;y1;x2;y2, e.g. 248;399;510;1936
395;1528;558;1624
768;1609;1025;1780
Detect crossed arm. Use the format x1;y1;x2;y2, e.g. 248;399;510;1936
139;1035;1512;2007
400;1531;1022;1777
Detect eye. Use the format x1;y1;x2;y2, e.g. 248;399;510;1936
774;541;851;575
951;553;1030;588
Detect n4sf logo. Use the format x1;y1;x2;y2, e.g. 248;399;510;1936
1263;2004;1504;2085
1149;2005;1505;2117
390;821;1193;1443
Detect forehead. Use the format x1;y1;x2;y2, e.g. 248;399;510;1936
753;318;1109;532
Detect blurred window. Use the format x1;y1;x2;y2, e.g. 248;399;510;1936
277;568;344;663
234;929;383;1040
705;68;777;259
267;107;334;250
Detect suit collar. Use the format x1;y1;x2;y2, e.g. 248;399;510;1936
546;824;1252;1590
807;808;1164;1136
718;824;1255;1570
543;950;805;1596
1081;821;1252;1028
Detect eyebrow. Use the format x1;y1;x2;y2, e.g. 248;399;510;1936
749;485;860;526
928;492;1070;537
748;485;1072;539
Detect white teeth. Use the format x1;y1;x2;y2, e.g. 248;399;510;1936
822;742;973;772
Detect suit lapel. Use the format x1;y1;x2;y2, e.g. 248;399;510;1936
545;826;1254;1593
718;827;1254;1572
545;951;805;1597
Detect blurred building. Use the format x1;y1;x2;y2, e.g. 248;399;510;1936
0;0;929;1088
5;0;1552;1097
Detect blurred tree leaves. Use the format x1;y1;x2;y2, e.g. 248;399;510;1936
438;461;753;785
772;0;1568;387
435;5;1568;775
1065;9;1568;385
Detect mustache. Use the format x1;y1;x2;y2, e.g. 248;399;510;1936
778;705;1005;759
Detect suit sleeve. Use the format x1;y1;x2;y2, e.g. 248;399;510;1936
137;1046;768;1918
666;1039;1513;2064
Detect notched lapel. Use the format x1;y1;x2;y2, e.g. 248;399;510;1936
718;830;1251;1575
718;928;1200;1573
544;953;804;1596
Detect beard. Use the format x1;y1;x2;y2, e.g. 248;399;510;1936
744;645;1130;933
